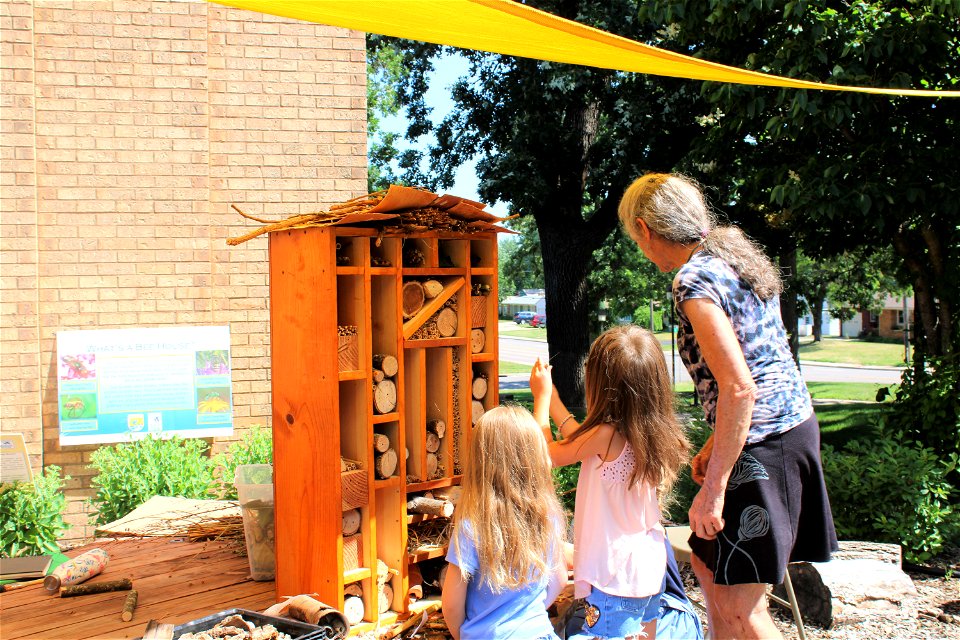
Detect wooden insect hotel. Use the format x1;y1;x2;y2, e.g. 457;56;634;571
229;186;505;634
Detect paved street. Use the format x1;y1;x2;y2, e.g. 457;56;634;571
496;322;905;389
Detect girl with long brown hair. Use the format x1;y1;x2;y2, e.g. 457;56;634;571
531;325;690;640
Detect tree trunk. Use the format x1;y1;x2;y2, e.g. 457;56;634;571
536;218;608;410
812;295;825;342
779;247;799;363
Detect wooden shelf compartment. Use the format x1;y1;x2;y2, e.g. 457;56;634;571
337;273;366;375
438;238;468;268
369;236;400;269
403;349;427;484
336;234;368;269
373;420;402;482
425;348;455;483
469;235;497;269
401;237;436;268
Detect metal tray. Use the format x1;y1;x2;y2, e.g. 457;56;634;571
140;607;343;639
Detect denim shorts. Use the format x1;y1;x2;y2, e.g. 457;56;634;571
568;585;663;639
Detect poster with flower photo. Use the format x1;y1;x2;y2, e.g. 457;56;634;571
56;326;234;445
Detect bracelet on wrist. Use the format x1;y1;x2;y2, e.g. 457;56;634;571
558;413;576;429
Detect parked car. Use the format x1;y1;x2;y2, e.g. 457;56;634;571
531;313;547;328
514;311;535;324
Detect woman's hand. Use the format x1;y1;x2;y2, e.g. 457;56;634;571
689;485;726;541
691;434;714;486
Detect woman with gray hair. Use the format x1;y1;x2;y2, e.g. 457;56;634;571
619;173;838;640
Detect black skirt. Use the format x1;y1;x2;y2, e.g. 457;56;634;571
688;412;839;585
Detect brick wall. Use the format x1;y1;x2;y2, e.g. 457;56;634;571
0;0;367;544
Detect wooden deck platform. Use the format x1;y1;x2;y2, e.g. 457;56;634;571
0;538;276;640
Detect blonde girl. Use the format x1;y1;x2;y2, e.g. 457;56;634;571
442;405;567;640
531;325;690;640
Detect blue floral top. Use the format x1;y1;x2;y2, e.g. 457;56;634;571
673;252;812;443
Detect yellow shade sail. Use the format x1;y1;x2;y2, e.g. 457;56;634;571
211;0;958;97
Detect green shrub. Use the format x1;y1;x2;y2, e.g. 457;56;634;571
88;436;215;525
883;354;960;464
0;466;70;557
213;425;273;499
822;435;959;563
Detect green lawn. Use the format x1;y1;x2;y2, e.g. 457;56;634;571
798;336;908;367
501;328;907;368
498;377;886;451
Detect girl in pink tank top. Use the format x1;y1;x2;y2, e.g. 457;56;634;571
531;325;690;640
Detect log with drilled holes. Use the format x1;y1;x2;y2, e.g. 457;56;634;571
373;432;391;454
342;509;361;536
373;379;397;414
472;400;485;425
422;279;443;299
375;448;398;479
372;354;399;377
471;375;487;400
436;307;458;337
470;328;485;353
402;281;425;318
425;431;441;454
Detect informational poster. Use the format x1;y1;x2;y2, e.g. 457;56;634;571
0;434;33;484
57;326;234;445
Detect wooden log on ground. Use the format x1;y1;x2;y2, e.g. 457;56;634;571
373;379;397;414
470;328;485;353
425;431;441;454
436;307;458;337
407;496;454;517
286;594;350;630
375;448;398;479
402;281;426;319
373;354;399;377
426;452;439;479
61;579;132;598
422;279;443;299
373;432;391;453
775;546;919;629
471;400;485;425
342;508;361;536
471;376;487;400
120;590;138;621
427;420;446;438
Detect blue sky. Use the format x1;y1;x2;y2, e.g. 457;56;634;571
380;54;511;218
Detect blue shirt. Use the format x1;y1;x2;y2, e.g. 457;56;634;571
674;252;812;443
446;521;558;640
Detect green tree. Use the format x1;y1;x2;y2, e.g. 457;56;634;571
640;0;960;454
367;38;409;192
793;248;907;341
498;215;545;300
376;2;703;404
640;0;960;359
